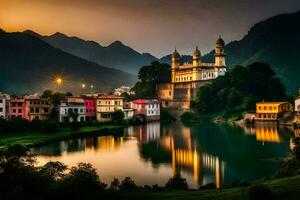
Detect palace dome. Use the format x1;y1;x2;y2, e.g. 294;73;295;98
172;49;180;58
216;37;225;46
193;46;201;57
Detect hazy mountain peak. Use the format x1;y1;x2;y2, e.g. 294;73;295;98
108;40;125;47
51;32;68;38
23;30;42;37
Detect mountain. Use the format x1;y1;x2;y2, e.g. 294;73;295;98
0;29;135;94
24;30;158;74
202;11;300;93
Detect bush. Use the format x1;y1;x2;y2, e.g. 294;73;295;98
58;163;107;195
231;179;251;187
110;178;120;190
165;174;188;190
248;184;272;200
70;121;80;131
119;177;137;190
111;110;125;124
29;119;43;131
198;183;216;190
180;112;200;123
160;108;175;122
44;120;58;132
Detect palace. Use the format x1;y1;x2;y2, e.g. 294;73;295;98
157;37;227;110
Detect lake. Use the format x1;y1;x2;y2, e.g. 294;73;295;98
31;122;294;189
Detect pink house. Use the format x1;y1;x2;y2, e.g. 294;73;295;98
132;99;160;121
83;97;96;121
7;98;28;120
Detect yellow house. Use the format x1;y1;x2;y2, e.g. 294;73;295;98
255;102;293;121
96;95;124;122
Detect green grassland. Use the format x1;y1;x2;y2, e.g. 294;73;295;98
118;175;300;200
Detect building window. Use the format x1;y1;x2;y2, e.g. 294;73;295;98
0;108;2;112
0;100;2;103
18;109;22;113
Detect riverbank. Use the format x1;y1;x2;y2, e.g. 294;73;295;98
0;125;124;150
118;175;300;200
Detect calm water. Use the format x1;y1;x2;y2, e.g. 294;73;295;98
31;122;294;188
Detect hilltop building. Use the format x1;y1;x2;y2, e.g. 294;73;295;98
157;37;227;110
114;86;134;96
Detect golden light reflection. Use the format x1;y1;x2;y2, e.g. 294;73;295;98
256;127;280;143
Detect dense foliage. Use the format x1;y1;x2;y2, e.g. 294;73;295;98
132;61;171;99
195;62;288;117
0;145;192;200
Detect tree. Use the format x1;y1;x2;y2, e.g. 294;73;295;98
195;62;288;117
68;110;79;122
110;178;120;190
60;163;107;193
165;174;188;190
111;110;125;124
132;61;171;99
119;177;137;190
39;161;67;181
41;89;53;98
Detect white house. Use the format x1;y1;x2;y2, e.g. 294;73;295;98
0;94;7;119
58;97;86;122
295;97;300;113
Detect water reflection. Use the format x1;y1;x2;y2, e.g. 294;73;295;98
32;122;294;188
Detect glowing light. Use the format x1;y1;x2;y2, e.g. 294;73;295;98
90;85;94;89
81;83;86;88
55;77;63;86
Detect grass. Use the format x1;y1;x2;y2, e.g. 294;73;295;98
118;175;300;200
0;125;123;150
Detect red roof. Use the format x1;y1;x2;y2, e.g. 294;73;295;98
132;99;149;104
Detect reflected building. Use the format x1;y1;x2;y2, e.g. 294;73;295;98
142;122;226;188
243;124;283;143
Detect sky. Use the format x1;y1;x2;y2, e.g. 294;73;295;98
0;0;300;57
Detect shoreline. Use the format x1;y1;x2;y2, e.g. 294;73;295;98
0;125;126;150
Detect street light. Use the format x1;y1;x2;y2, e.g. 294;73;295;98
81;83;86;89
55;77;63;86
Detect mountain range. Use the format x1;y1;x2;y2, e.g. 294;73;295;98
0;29;135;94
1;10;300;94
202;10;300;93
24;30;158;74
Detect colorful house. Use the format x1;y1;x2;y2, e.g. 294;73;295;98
0;94;8;119
83;97;96;121
96;95;124;122
7;98;27;120
254;102;293;121
132;99;160;121
24;95;52;121
58;97;86;122
295;89;300;113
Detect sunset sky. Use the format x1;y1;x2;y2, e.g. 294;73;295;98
0;0;299;57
